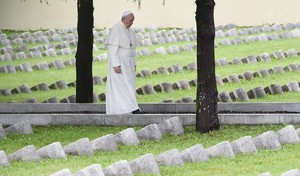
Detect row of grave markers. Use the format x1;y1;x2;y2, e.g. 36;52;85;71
1;46;299;95
1;117;300;176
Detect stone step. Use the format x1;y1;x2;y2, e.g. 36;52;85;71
0;103;300;114
0;113;299;126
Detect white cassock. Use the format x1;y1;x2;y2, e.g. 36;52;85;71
105;21;140;114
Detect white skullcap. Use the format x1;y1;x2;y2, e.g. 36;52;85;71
122;10;133;17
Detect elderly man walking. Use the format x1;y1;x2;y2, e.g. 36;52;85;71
105;11;142;114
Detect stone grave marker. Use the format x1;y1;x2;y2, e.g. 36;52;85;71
231;37;243;45
218;91;232;102
93;76;104;85
136;84;156;95
247;86;266;99
257;52;271;62
205;141;235;158
114;128;140;146
140;68;152;77
219;39;232;46
49;80;68;90
31;83;50;91
242;71;254;81
152;47;167;55
269;66;285;74
241;55;257;64
49;59;65;69
0;53;12;61
155;148;184;167
14;52;27;60
91;134;118;152
0;64;16;73
129;154;160;175
267;33;280;40
154;82;173;93
231;58;242;65
256;33;268;41
253;130;281;150
282;81;300;92
189;79;197;86
5;121;33;134
37;142;66;159
64;138;94;156
166;45;180;54
264;83;283;95
28;51;43;58
103;160;133;176
168;63;183;73
32;61;49;71
43;48;57;57
215;30;225;37
180;96;194;103
136;124;162;141
16;62;32;72
271;50;286;59
230;136;258;154
0;89;12;96
280;31;293;39
23;98;38;103
172;79;191;90
155;66;169;75
286;48;298;57
283;63;299;72
180;44;193;52
276;125;300;145
216;58;228;67
181;144;209;163
74;164;105;176
229;88;249;101
291;29;300;37
141;38;152;46
99;92;106;101
44;97;60;103
8;145;40;162
157;116;184;136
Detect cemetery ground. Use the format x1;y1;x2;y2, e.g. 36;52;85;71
1;24;300;175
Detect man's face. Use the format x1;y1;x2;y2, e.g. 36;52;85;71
123;14;135;28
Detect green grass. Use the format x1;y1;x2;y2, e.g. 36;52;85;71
1;125;300;176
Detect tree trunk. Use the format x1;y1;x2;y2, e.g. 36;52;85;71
195;0;220;133
75;0;94;103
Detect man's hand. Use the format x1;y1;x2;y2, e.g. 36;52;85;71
113;66;122;74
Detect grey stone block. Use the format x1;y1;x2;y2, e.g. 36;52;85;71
155;66;169;75
64;138;94;156
206;141;235;158
136;84;156;95
264;83;283;95
0;150;10;167
271;50;286;59
247;86;266;99
74;164;105;176
241;55;257;64
183;62;196;70
93;76;104;85
114;128;140;146
136;124;162;141
50;169;72;176
11;84;32;94
5;121;33;134
49;59;65;69
181;144;209;163
253;130;281;150
155;148;184;167
242;71;254;81
218;91;232;102
229;88;249;101
103;160;133;176
216;58;228;67
153;47;167;55
276;125;300;145
31;83;50;91
8;145;40;162
257;52;271;62
166;45;180;54
49;80;68;90
0;124;5;140
129;153;160;175
0;64;16;73
37;142;66;159
32;61;49;71
168;63;183;73
280;169;300;176
91;134;118;152
230;136;258;154
0;88;12;96
157;116;184;136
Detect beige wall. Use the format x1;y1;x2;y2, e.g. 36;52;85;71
0;0;299;30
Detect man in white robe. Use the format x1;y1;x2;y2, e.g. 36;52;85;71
105;11;142;114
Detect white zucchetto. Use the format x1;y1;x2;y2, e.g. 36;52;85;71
122;10;133;17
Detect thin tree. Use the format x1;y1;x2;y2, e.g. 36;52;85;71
195;0;220;133
75;0;94;103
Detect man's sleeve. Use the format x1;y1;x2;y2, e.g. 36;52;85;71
107;45;120;67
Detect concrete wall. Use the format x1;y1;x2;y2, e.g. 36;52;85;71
0;0;299;30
